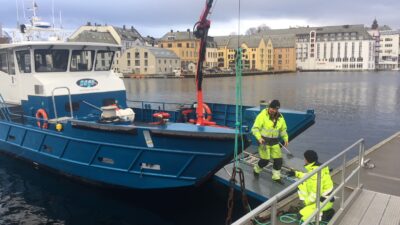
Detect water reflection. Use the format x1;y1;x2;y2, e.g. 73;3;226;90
0;71;399;225
125;71;400;161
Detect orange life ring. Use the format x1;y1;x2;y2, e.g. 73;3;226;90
36;109;49;129
202;103;212;121
189;103;212;123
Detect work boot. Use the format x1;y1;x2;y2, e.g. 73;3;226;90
272;178;284;185
272;169;282;182
253;165;262;177
322;208;335;221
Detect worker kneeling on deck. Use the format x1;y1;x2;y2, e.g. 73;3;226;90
252;99;288;183
287;150;335;222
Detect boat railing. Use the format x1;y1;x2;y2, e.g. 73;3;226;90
232;138;366;225
127;99;193;111
52;87;74;120
0;94;11;121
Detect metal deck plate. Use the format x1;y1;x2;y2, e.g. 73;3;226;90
214;146;305;202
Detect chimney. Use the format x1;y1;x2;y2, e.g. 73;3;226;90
123;25;126;30
131;26;134;31
86;22;91;26
170;29;173;33
187;28;190;32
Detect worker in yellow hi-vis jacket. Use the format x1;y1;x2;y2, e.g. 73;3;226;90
251;99;288;183
287;150;335;222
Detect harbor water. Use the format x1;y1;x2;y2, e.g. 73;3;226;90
1;71;399;225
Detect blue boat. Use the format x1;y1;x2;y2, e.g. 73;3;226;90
0;41;315;190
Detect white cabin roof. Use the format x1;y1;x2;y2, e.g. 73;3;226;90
0;41;121;50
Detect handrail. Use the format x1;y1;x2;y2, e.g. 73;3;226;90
0;94;11;121
232;138;365;225
52;87;74;120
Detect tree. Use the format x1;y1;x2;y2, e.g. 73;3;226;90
245;24;271;35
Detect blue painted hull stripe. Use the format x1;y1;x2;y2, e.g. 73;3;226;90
0;121;226;157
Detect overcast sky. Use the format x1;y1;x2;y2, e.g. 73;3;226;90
1;0;399;37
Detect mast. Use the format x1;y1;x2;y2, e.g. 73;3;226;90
193;0;213;126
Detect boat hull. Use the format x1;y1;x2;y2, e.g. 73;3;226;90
0;121;244;189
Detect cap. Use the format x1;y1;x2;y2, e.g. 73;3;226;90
304;150;318;163
269;99;280;109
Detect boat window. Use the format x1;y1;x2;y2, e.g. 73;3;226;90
0;52;8;73
16;50;32;73
8;50;15;75
70;50;95;72
95;50;114;71
0;51;15;75
34;49;69;72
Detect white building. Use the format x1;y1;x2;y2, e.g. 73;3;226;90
378;30;400;70
295;25;375;71
68;24;145;73
117;45;180;75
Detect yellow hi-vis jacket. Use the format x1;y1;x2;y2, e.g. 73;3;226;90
295;162;334;206
251;108;289;144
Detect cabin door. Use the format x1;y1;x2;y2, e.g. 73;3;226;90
7;50;18;103
0;49;18;104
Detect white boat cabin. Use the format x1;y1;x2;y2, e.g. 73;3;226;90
0;42;127;118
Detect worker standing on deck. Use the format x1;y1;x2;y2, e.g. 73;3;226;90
252;99;288;183
287;150;335;222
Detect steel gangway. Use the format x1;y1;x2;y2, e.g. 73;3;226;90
232;139;367;225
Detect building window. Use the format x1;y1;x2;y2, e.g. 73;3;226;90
127;60;131;66
135;60;140;66
135;52;140;58
186;43;190;48
144;52;148;58
168;43;172;48
145;60;148;66
177;43;182;47
127;52;131;59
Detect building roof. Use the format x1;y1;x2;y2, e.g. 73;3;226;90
113;26;144;42
268;35;296;48
160;30;195;41
67;30;118;44
214;36;232;47
261;24;373;39
380;30;400;35
144;46;179;59
212;35;266;49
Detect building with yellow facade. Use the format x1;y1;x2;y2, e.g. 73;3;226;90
214;35;274;71
159;29;217;71
270;35;296;72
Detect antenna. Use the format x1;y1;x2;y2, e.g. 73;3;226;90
59;11;63;29
21;0;26;21
52;0;55;28
16;0;20;27
32;0;37;18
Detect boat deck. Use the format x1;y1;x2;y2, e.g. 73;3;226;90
213;146;306;202
330;132;400;225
